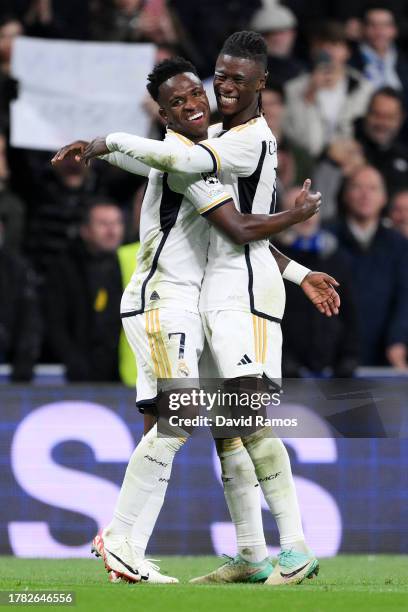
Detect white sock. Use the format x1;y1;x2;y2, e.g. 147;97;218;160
243;429;306;552
130;461;172;559
217;439;268;563
107;425;185;538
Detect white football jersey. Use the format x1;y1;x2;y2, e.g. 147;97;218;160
198;115;286;322
121;130;233;316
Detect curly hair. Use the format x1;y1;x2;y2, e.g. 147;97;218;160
146;57;199;101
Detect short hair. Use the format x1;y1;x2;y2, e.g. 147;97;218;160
368;86;405;113
309;21;348;46
81;198;122;225
146;57;199;102
220;31;268;69
362;3;396;23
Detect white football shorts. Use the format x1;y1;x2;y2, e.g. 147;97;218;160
122;308;205;411
201;310;282;383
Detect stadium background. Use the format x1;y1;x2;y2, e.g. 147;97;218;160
0;384;406;557
1;1;408;559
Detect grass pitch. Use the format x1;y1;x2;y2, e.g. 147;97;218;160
0;556;406;612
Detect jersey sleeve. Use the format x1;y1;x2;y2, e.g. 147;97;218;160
99;151;151;177
197;125;267;176
184;173;233;217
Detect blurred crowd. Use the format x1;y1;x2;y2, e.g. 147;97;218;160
1;0;408;382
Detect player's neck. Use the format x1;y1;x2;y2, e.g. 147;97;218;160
222;100;260;130
175;129;208;144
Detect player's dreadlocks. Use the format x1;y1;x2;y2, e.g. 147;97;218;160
220;31;268;113
146;57;199;102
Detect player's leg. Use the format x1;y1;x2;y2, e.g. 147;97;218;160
190;317;271;584
93;308;203;583
202;311;317;584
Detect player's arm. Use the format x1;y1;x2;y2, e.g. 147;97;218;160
206;180;321;244
80;133;214;174
51;139;151;177
269;243;341;317
81;127;259;175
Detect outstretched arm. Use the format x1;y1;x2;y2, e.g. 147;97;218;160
81;133;214;174
51;139;151;177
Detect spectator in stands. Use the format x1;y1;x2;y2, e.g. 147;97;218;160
250;1;305;85
353;87;408;197
44;200;125;382
333;165;408;368
349;6;408;105
168;0;261;78
262;80;313;194
0;216;41;381
313;138;367;221
22;0;90;40
0;15;23;125
284;21;373;156
389;190;408;239
91;0;176;45
25;156;106;276
0;130;25;251
277;187;359;377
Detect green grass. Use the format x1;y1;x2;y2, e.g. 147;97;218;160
0;556;407;612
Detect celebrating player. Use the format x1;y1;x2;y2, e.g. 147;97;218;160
53;36;339;586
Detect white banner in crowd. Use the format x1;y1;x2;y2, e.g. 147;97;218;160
10;37;156;151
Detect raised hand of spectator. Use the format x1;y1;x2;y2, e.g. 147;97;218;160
304;62;334;103
25;0;52;26
301;271;340;317
51;140;90;165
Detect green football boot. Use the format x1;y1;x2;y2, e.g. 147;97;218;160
265;549;319;585
190;554;273;584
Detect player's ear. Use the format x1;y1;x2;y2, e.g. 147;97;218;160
257;70;267;92
159;107;168;124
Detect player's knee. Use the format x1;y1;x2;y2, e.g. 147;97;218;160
242;428;287;461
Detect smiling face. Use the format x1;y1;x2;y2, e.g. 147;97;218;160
213;54;266;126
364;93;404;146
157;72;210;142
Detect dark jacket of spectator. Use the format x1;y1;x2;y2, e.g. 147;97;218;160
354;117;408;197
44;240;123;382
0;189;25;251
280;230;359;376
23;160;104;276
332;221;408;365
0;248;41;380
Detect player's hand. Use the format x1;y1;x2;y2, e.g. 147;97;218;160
294;179;322;221
301;271;340;317
51;140;89;165
81;137;110;164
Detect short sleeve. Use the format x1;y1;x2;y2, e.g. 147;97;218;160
197;121;273;177
184;173;233;217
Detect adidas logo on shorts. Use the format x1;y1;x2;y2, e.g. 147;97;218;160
150;291;160;301
237;354;252;366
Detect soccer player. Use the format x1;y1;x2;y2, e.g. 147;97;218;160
81;32;337;585
52;56;328;584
